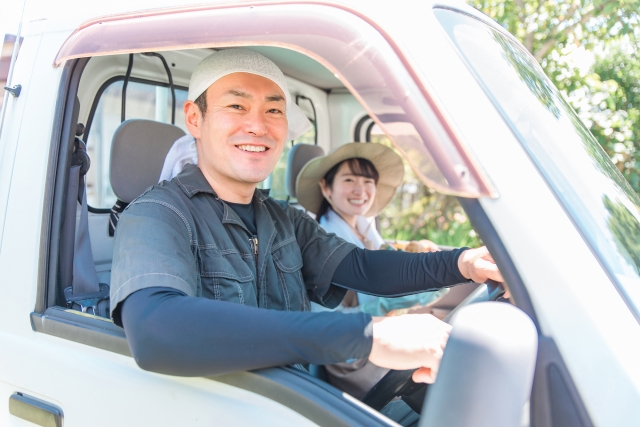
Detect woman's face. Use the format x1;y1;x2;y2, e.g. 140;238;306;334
321;162;377;220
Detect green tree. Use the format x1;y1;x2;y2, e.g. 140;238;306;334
374;134;482;247
603;195;640;273
469;0;640;191
578;42;640;190
468;0;638;64
379;1;640;246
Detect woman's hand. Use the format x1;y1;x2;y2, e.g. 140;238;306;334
405;239;440;253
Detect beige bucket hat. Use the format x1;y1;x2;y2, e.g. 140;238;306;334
296;143;405;217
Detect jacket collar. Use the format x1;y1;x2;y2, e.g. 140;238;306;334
175;163;270;202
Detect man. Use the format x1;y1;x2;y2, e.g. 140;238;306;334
110;49;503;388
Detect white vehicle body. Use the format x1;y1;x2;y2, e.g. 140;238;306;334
1;1;639;426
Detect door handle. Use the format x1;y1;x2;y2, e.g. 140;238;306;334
9;392;63;427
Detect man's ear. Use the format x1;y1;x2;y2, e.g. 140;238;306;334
184;100;202;139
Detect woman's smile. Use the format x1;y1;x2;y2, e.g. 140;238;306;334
321;162;377;227
348;198;367;206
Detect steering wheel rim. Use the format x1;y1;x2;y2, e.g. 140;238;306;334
361;280;505;413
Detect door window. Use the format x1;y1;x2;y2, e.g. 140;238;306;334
0;33;22;113
368;124;481;247
263;122;316;202
85;78;188;208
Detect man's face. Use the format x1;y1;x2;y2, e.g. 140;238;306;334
186;72;288;190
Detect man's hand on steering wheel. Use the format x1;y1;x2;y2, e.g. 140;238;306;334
458;246;508;297
458;246;504;283
367;246;506;386
368;314;452;384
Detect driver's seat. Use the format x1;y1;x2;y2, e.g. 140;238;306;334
108;119;186;235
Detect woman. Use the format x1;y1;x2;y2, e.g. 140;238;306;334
296;142;445;399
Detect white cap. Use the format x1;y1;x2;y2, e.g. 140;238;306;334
188;48;312;140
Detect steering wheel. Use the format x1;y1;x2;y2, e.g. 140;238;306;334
361;280;505;414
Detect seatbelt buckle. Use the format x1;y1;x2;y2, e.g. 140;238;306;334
63;283;109;315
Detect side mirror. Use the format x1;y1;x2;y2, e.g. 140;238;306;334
420;302;537;427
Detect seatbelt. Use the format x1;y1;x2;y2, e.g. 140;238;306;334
108;199;128;237
62;136;109;316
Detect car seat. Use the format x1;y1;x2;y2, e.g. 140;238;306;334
108;119;186;234
284;142;324;207
61;119;185;318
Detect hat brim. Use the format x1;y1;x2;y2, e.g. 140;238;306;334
296;143;405;217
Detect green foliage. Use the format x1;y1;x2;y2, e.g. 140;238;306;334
584;44;640;190
373;135;482;248
264;126;316;200
468;0;639;63
376;0;639;247
603;195;640;272
468;0;640;192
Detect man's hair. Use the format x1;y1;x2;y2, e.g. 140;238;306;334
194;90;207;116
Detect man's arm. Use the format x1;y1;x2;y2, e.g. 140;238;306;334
331;247;470;296
285;204;503;306
117;200;501;380
330;246;503;383
119;237;458;376
118;246;501;380
112;196;372;375
120;287;373;376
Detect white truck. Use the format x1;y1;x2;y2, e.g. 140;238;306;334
1;1;639;426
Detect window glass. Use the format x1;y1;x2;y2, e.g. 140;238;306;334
85;80;188;208
261;118;316;202
435;8;640;317
54;6;497;197
0;33;21;113
370;125;481;247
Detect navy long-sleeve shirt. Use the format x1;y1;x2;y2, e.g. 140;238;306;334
120;247;468;376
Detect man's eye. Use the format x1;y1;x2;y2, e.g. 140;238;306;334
268;108;284;114
229;104;244;110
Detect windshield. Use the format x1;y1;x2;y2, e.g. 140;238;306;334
435;8;640;320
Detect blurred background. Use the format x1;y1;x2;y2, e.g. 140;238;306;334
1;0;639;247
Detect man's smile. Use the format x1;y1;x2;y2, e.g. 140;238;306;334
236;144;269;153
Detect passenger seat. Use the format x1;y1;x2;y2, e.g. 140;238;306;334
285;143;324;213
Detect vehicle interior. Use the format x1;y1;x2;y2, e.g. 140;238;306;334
30;6;593;424
41;45;497;423
76;46;482;316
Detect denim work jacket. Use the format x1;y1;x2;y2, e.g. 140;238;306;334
110;164;356;317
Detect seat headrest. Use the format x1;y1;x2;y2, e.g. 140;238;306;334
285;143;325;198
110;119;186;203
